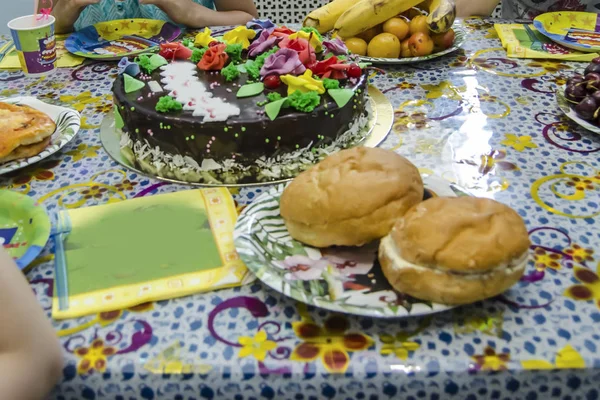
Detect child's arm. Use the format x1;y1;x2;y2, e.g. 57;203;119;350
0;249;63;400
456;0;499;17
141;0;258;28
49;0;100;34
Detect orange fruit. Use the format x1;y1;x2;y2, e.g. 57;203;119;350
400;38;411;57
367;33;401;58
432;29;455;50
358;25;381;42
344;37;368;56
408;32;434;57
409;15;429;36
382;17;410;41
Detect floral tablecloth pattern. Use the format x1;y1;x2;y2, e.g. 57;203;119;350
2;19;600;399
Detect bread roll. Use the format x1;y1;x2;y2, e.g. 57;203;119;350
379;196;530;305
280;147;423;247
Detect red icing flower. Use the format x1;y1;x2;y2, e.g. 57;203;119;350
278;37;316;66
159;42;193;61
270;26;295;38
309;56;351;79
197;43;229;71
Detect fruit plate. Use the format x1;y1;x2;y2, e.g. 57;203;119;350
556;86;600;134
359;24;466;64
65;19;181;60
0;190;51;271
0;97;81;175
234;175;470;318
534;12;600;53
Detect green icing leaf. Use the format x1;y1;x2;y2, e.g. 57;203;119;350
267;92;282;102
191;47;207;63
300;26;323;41
123;74;145;93
288;90;320;113
236;64;247;73
221;62;240;82
136;54;167;73
113;104;124;130
323;78;340;90
236;82;265;98
328;88;354;108
358;62;372;69
182;38;194;48
225;43;243;64
156;95;183;113
265;98;288;121
246;61;260;81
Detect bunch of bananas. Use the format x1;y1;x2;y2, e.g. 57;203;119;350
303;0;455;38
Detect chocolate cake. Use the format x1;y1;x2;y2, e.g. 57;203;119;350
113;22;371;185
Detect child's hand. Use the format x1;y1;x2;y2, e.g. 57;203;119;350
140;0;256;27
140;0;192;25
52;0;101;33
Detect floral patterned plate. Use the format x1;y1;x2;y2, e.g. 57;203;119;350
360;24;466;64
0;190;51;270
556;86;600;134
0;97;80;175
234;175;468;318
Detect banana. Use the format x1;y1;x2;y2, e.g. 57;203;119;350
333;0;422;39
426;0;456;33
303;0;360;34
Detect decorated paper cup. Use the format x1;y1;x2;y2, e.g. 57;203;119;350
7;15;57;76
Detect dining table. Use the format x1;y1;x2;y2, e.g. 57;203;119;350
1;18;600;400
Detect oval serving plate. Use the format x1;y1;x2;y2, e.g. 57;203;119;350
0;190;51;270
0;97;80;175
359;24;466;64
556;86;600;134
534;12;600;53
65;19;181;60
234;175;469;318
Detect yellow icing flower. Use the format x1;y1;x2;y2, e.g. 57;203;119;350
223;26;256;49
280;70;325;96
195;27;216;48
289;31;323;53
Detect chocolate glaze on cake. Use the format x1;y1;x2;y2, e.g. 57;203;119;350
113;50;370;184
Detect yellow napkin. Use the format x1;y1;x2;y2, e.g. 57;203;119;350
52;188;253;319
0;35;85;70
495;23;598;61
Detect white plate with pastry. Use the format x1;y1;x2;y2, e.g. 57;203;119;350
234;147;530;318
0;97;81;175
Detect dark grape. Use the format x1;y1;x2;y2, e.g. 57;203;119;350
588;80;600;92
591;91;600;103
565;84;587;102
575;96;597;120
568;76;584;86
584;62;600;75
592;57;600;64
585;72;600;82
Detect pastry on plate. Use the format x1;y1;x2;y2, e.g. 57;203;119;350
379;196;530;305
0;102;56;164
280;147;424;247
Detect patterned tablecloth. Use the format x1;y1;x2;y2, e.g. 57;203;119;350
2;19;600;400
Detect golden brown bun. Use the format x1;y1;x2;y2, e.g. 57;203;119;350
280;147;424;247
0;136;51;163
379;197;530;305
0;103;56;160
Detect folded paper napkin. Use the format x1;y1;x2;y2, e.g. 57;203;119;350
495;23;599;61
52;188;253;319
0;35;85;70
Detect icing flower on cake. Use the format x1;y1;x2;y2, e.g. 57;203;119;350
322;38;349;56
270;26;295;39
280;69;325;96
159;42;193;60
248;30;281;57
197;43;229;71
288;31;323;53
278;37;316;66
246;18;276;33
223;26;257;49
260;48;306;78
195;27;216;48
309;56;351;80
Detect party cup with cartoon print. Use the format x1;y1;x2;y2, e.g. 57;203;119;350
7;15;57;76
